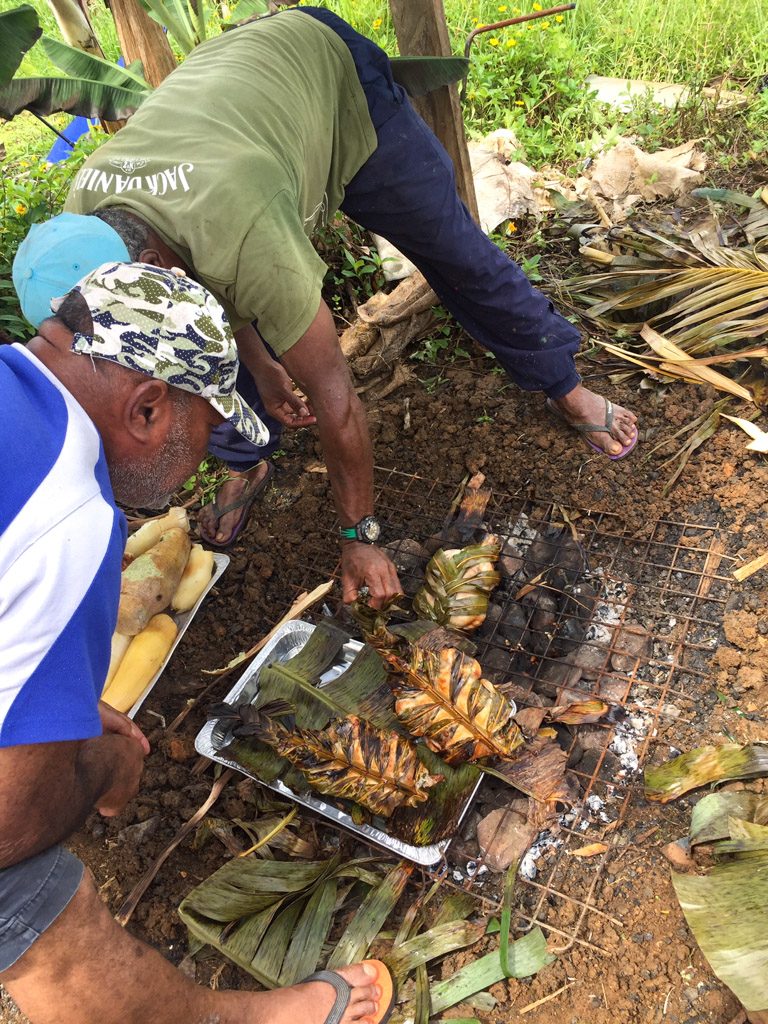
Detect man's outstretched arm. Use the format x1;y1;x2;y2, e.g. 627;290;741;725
280;299;401;607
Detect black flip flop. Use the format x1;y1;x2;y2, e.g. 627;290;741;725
302;960;396;1024
198;461;275;548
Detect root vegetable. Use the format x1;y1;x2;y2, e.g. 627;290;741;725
101;614;178;713
117;527;191;635
124;507;189;561
105;632;131;688
171;545;215;612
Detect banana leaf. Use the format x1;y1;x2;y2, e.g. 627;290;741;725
386;919;485;980
328;862;412;968
179;854;386;986
690;791;767;846
40;35;150;88
644;744;768;803
428;930;554;1013
391;643;523;764
218;702;443;818
673;852;768;1011
0;75;148;120
0;5;41;87
413;538;501;633
138;0;198;54
482;733;577;805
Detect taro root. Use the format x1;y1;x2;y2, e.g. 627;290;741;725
413;535;501;632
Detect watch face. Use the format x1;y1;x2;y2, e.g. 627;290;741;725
360;516;381;542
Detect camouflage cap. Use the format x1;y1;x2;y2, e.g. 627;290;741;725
56;262;269;447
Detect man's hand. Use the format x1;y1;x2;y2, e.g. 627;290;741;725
341;543;402;608
94;735;146;818
98;700;150;755
256;359;317;429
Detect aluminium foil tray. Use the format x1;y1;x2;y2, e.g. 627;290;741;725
195;618;482;866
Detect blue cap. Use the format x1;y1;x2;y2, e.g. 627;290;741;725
12;212;131;327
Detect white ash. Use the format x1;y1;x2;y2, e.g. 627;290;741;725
498;512;537;557
519;831;562;881
586;794;605;812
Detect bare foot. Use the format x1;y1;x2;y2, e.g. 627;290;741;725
550;384;637;456
248;962;384;1024
198;462;271;546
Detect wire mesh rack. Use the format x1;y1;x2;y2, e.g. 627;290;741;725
283;467;736;953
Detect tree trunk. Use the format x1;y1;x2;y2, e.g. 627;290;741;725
46;0;103;55
389;0;479;222
109;0;177;88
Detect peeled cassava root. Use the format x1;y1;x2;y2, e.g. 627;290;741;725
124;507;189;562
171;544;215;612
117;527;191;636
102;614;178;713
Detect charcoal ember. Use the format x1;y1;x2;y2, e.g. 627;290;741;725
522;588;557;655
555;583;599;653
482;644;515;682
497;601;530;647
533;658;582;699
422;526;462;556
611;622;652;673
571;641;611;680
383;538;429;597
477;602;504;640
577;725;611;752
496;680;551;707
523;528;587;586
577;745;620;777
597;674;629;703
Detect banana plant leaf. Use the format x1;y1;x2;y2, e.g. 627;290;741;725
40;35;150;88
428;929;554;1013
644;744;768;803
0;5;41;87
138;0;199;54
0;75;148;120
219;702;444;818
391;643;523;764
389;56;469;98
178;854;386;986
481;733;577;805
673;851;768;1011
690;791;768;846
327;862;411;968
413;538;501;633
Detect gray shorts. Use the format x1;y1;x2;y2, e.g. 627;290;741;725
0;846;84;972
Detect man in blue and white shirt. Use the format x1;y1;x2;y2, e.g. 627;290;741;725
0;262;389;1024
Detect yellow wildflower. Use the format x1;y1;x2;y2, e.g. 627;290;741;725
498;4;508;10
555;13;564;21
372;17;382;29
489;36;499;46
19;160;29;168
513;6;521;11
541;20;550;29
532;2;542;9
514;99;525;106
15;202;28;215
507;222;518;233
506;36;517;46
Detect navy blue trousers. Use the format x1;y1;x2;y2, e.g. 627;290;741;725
208;7;581;468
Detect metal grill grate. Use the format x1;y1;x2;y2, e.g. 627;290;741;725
287;467;734;952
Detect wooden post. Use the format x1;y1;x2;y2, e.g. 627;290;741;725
389;0;479;222
109;0;177;88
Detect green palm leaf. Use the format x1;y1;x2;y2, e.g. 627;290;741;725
40;35;150;88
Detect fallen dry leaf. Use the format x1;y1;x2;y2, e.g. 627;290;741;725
570;842;609;858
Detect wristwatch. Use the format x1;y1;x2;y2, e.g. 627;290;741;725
339;515;382;544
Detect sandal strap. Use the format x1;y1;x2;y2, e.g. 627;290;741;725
301;970;351;1024
568;398;614;435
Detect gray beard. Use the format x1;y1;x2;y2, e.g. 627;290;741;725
109;414;194;510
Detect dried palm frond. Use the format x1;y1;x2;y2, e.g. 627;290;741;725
413;535;501;632
212;700;443;817
389;643;523;764
565;220;768;361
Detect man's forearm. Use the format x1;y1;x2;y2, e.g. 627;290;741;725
0;734;137;869
233;324;272;379
314;387;374;528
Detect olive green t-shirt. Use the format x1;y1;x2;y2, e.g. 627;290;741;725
65;12;377;352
